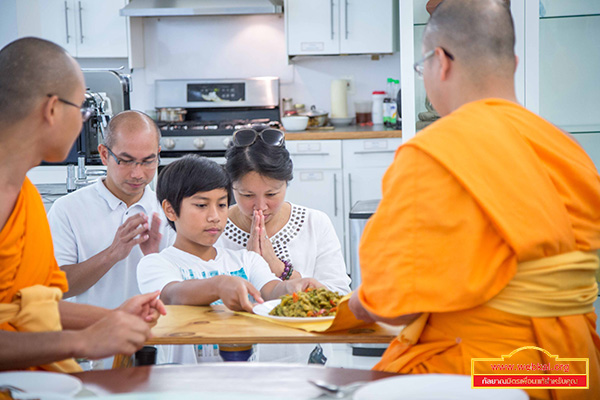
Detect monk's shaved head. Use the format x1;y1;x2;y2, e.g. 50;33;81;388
104;110;161;149
0;37;82;127
424;0;516;81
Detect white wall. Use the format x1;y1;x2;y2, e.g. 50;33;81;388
129;14;400;117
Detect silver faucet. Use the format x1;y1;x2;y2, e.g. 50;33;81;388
67;156;106;191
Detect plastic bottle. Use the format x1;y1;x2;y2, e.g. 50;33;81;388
371;91;386;125
395;79;402;129
383;78;394;125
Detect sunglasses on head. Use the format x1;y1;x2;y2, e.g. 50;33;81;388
232;128;285;148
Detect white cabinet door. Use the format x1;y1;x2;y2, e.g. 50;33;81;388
14;0;127;58
342;138;401;208
38;0;77;54
286;169;344;249
340;0;397;54
286;140;345;254
286;0;339;55
75;0;128;58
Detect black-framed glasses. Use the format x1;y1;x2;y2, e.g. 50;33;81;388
105;145;160;169
232;128;285;148
413;47;455;78
47;94;94;122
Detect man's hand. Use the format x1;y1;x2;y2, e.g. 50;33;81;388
348;291;375;323
139;212;163;256
118;291;167;327
75;310;152;359
216;276;263;313
107;213;151;263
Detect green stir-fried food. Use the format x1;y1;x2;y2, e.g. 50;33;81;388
269;288;342;318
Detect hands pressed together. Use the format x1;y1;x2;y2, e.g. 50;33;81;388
108;212;163;263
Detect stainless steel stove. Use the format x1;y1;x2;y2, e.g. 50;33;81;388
155;77;280;164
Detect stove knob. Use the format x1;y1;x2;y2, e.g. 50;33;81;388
223;137;232;148
193;138;206;150
163;138;176;150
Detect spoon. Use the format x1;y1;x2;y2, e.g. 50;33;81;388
308;379;365;398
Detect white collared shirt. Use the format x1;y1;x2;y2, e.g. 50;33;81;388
47;179;175;309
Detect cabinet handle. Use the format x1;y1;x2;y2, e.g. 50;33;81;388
78;1;84;44
289;152;331;156
348;172;353;209
64;1;70;43
333;173;338;217
353;150;396;155
330;0;334;40
344;0;349;40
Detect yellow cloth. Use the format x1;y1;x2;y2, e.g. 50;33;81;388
0;178;75;371
357;99;600;400
0;285;80;372
240;294;372;332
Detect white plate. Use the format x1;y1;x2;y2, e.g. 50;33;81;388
353;374;528;400
0;371;82;397
252;299;335;323
89;392;284;400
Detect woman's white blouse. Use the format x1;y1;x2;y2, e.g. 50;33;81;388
217;203;351;295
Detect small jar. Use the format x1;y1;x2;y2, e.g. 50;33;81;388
371;91;386;125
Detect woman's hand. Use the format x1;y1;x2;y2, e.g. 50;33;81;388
256;210;280;267
246;210;262;255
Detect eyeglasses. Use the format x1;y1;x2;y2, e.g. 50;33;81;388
232;128;285;148
47;94;94;122
413;47;455;78
105;146;160;169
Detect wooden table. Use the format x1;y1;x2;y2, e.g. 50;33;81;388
146;305;401;345
74;364;399;398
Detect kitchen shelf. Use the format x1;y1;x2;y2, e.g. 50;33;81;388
284;126;402;141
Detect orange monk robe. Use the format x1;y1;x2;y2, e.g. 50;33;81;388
357;99;600;399
0;177;70;368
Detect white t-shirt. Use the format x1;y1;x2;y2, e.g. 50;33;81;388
217;203;351;294
137;245;279;364
47;179;175;309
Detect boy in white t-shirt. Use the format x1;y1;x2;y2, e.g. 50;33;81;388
137;155;322;364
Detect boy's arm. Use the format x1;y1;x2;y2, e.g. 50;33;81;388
160;276;263;313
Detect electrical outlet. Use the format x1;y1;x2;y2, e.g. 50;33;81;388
342;75;355;94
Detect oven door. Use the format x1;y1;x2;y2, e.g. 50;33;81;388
158;151;227;172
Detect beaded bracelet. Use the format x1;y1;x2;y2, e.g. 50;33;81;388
279;259;294;281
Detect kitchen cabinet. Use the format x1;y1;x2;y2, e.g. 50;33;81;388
285;0;398;56
1;0;128;58
286;138;402;268
286;140;345;254
341;138;401;265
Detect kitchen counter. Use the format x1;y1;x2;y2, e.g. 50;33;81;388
285;125;402;140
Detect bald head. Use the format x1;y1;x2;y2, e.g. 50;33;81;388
104;110;161;149
0;37;82;126
423;0;516;80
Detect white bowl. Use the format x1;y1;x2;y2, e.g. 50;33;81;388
329;116;354;126
281;116;309;131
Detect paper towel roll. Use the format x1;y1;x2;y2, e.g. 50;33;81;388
330;79;348;118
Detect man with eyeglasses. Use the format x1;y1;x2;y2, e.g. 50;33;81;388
47;111;174;339
349;1;600;397
0;37;166;372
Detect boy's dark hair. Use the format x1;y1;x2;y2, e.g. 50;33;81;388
157;155;231;231
225;136;293;184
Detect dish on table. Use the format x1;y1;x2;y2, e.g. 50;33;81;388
353;374;528;400
253;300;335;323
0;371;82;398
